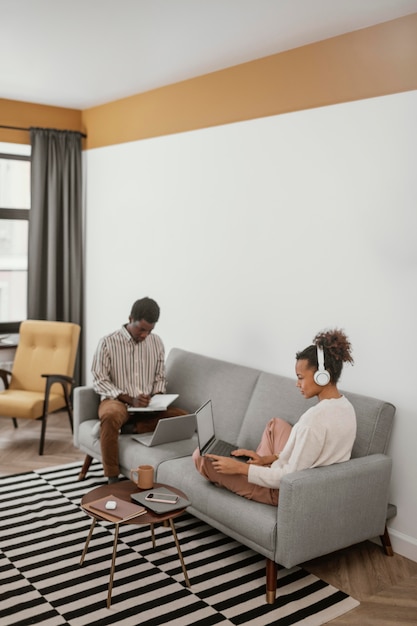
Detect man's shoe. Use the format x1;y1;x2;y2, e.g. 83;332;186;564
120;422;136;435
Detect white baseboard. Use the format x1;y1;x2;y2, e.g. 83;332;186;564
389;528;417;563
372;528;417;563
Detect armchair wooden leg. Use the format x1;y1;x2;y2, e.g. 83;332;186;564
380;525;394;556
78;455;93;480
12;418;18;428
67;408;74;433
63;386;74;433
266;558;277;604
39;415;47;455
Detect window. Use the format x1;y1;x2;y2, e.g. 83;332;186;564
0;145;31;333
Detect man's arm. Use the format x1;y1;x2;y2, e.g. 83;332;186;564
91;338;125;399
151;340;167;395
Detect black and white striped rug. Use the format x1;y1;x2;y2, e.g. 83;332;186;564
0;461;359;626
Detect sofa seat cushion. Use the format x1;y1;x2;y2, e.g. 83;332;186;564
77;419;198;474
78;420;102;458
157;456;278;558
118;435;198;474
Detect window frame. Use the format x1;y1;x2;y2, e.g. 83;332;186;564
0;151;30;334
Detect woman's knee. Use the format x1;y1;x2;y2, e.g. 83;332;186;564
270;417;292;447
270;417;292;432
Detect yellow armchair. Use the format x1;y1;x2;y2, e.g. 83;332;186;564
0;320;81;454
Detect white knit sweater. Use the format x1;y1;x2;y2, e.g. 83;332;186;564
248;395;357;489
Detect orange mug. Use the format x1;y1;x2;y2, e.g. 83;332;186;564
130;464;154;489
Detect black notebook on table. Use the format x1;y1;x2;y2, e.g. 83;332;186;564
131;487;191;514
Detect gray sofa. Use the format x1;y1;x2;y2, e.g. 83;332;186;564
74;347;396;603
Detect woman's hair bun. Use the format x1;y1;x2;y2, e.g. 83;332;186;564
314;328;354;365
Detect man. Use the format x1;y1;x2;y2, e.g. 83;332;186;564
91;297;184;483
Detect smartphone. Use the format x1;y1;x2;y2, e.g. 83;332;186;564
145;492;179;504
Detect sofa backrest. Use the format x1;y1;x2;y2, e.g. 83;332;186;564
166;348;395;458
343;390;395;457
237;372;316;449
238;372;396;457
166;348;260;444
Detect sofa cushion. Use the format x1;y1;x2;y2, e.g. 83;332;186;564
237;372;315;450
343;390;395;457
237;371;395;458
118;435;198;475
157;456;278;559
166;348;261;444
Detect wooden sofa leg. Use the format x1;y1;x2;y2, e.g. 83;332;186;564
78;455;93;480
380;524;394;556
266;558;277;604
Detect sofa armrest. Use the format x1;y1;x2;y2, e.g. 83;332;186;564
276;454;392;568
73;385;100;447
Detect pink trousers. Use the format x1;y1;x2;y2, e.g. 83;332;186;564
193;417;292;506
98;399;187;477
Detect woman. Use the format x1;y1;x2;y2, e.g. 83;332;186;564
193;328;356;505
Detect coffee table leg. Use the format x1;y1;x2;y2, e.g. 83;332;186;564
150;523;156;548
80;518;97;565
169;518;190;587
80;518;119;609
107;524;119;608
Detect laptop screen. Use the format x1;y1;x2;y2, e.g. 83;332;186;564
196;400;215;451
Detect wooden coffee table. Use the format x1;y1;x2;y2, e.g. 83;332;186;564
80;480;190;608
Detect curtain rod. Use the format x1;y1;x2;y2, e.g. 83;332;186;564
0;124;87;138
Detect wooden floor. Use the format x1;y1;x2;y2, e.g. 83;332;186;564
0;411;85;475
1;414;416;625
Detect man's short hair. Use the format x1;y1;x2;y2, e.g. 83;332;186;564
130;297;160;324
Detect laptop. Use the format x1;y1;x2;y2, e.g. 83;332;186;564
131;413;196;446
196;399;249;462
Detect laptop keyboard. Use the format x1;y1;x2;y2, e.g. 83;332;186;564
207;439;236;457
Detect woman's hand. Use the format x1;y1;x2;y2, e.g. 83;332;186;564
206;454;249;475
231;449;272;466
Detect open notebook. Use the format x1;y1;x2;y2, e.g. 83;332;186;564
127;394;179;412
83;495;147;523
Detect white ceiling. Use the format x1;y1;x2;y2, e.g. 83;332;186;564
1;0;417;110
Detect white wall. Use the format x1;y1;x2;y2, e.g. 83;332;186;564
85;90;417;561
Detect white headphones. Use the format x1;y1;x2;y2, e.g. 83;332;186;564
314;345;331;386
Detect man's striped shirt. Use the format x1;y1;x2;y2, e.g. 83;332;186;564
91;325;166;401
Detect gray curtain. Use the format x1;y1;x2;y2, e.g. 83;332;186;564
28;128;84;385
